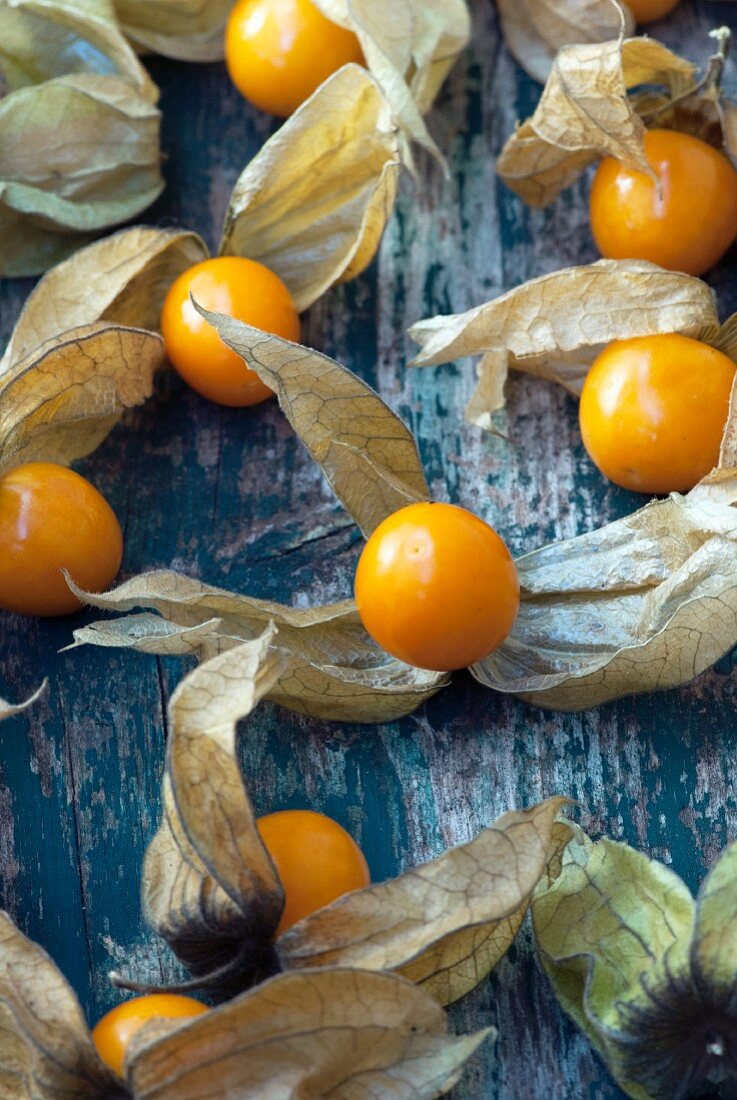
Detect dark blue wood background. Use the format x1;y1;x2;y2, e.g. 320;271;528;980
1;3;737;1095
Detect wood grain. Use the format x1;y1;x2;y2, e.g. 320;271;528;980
1;2;737;1096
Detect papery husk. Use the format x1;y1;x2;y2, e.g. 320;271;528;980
533;831;737;1099
0;75;164;276
312;0;470;160
0;0;163;274
497;35;698;207
1;227;208;371
472;467;737;710
196;306;430;535
220;65;401;312
0;226;203;476
409;259;717;424
112;0;234;62
126;969;492;1100
128;629;567;1006
496;0;635;84
0;0;154;95
69;572;447;723
278;800;573;1006
0;323;165;475
0;910;122;1099
0;908;490;1100
138;628;286;987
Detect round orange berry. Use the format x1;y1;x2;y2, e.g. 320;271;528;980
257;809;370;935
92;994;207;1078
0;463;122;617
354;501;520;672
225;0;363;118
579;333;736;494
161;256;300;408
590;129;737;277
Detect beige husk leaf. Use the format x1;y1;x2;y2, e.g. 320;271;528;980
197;305;430;535
137;628;286;985
0;0;154;94
497;35;698;207
472;454;737;710
1;226;208;371
112;0;234;62
312;0;470;160
408;260;718;425
69;572;447;724
496;0;635;84
0;910;120;1098
220;65;401;312
277;801;573;1006
0;909;490;1099
0;323;165;476
126;628;570;1002
0;0;163;275
127;969;492;1100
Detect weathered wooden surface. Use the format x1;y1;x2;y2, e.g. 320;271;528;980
1;3;737;1096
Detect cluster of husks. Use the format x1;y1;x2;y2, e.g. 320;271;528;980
0;652;572;1098
3;8;737;1100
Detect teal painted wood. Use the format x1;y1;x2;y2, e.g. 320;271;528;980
1;2;737;1096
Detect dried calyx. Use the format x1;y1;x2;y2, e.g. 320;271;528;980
409;259;737;710
496;0;634;83
533;830;737;1099
0;227;203;481
0;0;164;276
0;907;493;1100
496;28;736;208
105;624;572;1003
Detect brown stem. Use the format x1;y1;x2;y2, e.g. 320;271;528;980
108;943;281;997
640;26;732;125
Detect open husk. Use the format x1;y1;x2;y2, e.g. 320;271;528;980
220;65;402;311
410;260;737;710
101;624;574;1003
497;31;733;207
312;0;470;159
0;0;164;275
534;829;737;1098
0;909;491;1099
